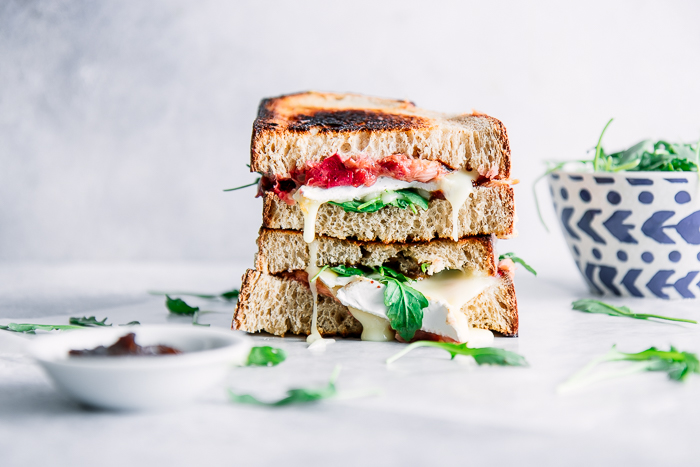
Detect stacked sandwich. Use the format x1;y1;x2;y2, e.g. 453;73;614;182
233;92;518;346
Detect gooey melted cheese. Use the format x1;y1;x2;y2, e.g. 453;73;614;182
294;168;478;344
319;269;496;346
292;169;477;243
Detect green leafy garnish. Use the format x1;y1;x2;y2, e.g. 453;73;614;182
0;323;85;334
498;252;537;276
247;346;287;366
329;189;429;214
386;340;528;366
383;279;427;341
420;262;430;274
150;288;239;302
223;178;260;192
229;366;341;407
572;299;696;324
329;264;369;278
313;263;429;341
165;296;211;327
558;345;700;393
119;321;141;326
69;316;110;327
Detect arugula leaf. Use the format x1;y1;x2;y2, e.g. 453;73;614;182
165;295;199;315
329;265;367;277
223;178;260;192
572;299;696;324
498;253;537;276
420;262;430;274
0;323;85;334
386;340;528;366
69;316;111;327
247;346;287;366
559;345;700;392
118;321;141;326
383;279;427;341
165;296;210;326
229;366;340;406
594;118;614;171
328;189;430;214
150;288;239;302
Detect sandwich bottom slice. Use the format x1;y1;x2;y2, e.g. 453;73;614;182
232;266;518;342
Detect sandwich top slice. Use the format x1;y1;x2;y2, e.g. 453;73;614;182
250;91;517;242
232;228;518;344
251;91;511;179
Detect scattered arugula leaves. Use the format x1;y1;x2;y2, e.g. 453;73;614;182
247;346;287;366
223;178;261;192
0;323;85;334
558;345;700;393
329;189;429;214
229;366;341;407
69;316;110;327
165;295;211;326
150;288;239;302
386;340;528;366
498;253;537;276
572;299;696;324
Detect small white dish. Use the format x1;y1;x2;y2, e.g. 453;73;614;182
28;325;251;411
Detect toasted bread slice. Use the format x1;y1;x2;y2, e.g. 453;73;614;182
232;269;518;337
262;184;515;243
251;91;511;179
255;228;497;277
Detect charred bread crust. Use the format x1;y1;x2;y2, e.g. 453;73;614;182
254;228;497;276
261;185;515;243
232;268;518;338
250;91;511;179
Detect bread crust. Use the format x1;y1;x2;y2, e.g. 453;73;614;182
255;228;497;277
261;185;515;243
232;269;518;337
250;91;511;179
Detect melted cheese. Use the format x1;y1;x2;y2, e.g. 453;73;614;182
304;239;335;348
326;270;496;345
435;169;477;241
348;307;395;342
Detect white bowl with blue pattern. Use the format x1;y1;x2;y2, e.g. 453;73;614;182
548;171;700;299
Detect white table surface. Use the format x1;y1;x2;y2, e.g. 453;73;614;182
0;261;698;467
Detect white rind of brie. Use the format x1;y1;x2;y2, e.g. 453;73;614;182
319;269;495;346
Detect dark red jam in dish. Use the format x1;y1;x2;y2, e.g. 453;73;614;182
69;333;182;357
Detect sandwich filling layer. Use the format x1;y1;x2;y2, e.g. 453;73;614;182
314;267;496;345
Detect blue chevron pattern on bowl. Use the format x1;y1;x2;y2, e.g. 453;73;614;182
548;171;700;299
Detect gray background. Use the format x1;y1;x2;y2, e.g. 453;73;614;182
2;0;700;263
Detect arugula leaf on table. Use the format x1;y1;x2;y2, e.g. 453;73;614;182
558;345;700;393
229;366;341;407
386;341;528;366
247;346;287;366
0;323;85;334
328;189;430;214
150;288;239;302
498;253;537;276
165;296;210;327
572;299;696;324
69;316;111;327
118;321;141;326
